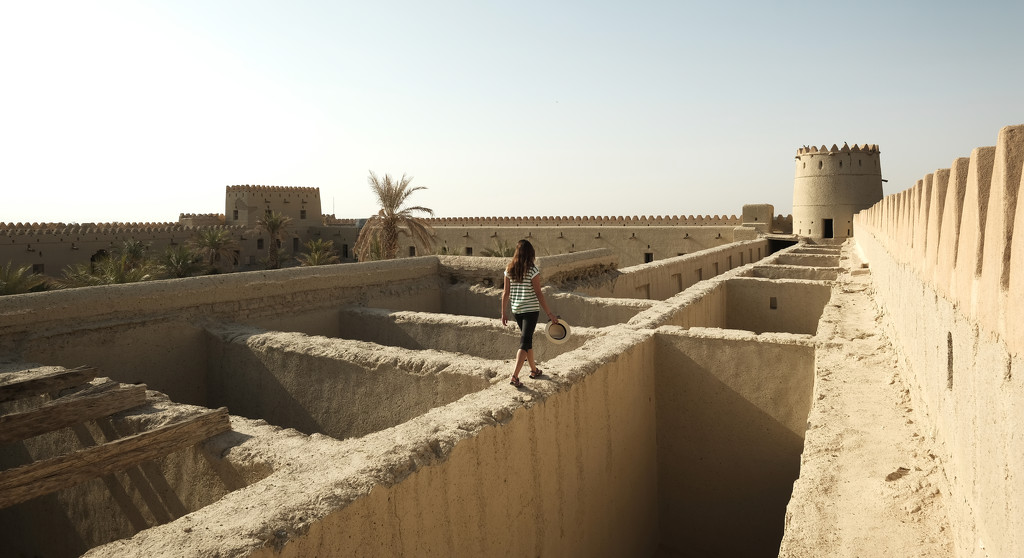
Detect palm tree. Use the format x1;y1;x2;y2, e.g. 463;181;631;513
160;244;205;278
1;262;47;295
296;238;341;266
119;239;149;268
254;211;293;269
56;241;162;287
188;229;239;272
354;172;435;261
480;239;516;258
57;263;104;288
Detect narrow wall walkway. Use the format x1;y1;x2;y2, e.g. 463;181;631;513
780;243;953;557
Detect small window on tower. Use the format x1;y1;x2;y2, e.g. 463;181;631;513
233;210;238;220
300;209;307;219
818;161;823;169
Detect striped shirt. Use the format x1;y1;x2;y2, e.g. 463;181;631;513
506;265;541;314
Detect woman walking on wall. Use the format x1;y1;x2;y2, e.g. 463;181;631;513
501;239;558;387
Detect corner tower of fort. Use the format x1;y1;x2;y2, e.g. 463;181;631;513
793;143;883;240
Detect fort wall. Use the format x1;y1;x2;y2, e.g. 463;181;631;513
570;239;768;299
2;241;828;557
0;220;342;276
853;124;1024;557
423;221;768;268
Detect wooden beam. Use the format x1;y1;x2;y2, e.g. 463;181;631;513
0;383;147;445
0;366;97;403
0;408;230;509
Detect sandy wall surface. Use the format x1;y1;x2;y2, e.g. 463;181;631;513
853;123;1024;557
0;259;444;405
436;249;619;290
654;327;815;556
0;257;442;336
0;382;274;558
428;225;744;267
205;325;494;440
80;329;660;558
333;307;592;362
15;319;211;405
774;253;840;267
856;229;1022;557
440;282;652;327
3;238;845;557
725;277;833;335
569;240;768;300
248;332;659;558
746;265;840;281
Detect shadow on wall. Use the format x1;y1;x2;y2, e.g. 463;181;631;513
0;400;260;558
204;325;493;440
654;329;815;556
18;321;210;406
438;283;652;328
333;307;588;361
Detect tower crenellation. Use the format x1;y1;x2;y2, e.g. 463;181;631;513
792;142;883;240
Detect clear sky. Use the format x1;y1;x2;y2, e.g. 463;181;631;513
2;1;1021;224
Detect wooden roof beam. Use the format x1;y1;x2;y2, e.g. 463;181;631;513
0;366;97;403
0;408;230;509
0;382;147;446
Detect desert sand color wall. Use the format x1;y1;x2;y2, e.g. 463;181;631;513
655;327;815;556
245;331;661;558
853;124;1024;557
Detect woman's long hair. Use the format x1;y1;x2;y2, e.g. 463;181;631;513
506;239;535;282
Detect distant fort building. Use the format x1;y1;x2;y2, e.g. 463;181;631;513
0;185;793;278
792;143;883;241
225;185;322;228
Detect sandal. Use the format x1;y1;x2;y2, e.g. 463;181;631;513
510;376;524;387
529;369;543;379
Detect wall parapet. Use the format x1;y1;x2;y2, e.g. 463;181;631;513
854;123;1023;352
426;215;745;227
225;185;320;194
853;123;1024;557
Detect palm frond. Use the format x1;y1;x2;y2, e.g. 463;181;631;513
357;171;435;260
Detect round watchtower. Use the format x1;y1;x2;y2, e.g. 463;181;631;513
792;143;883;241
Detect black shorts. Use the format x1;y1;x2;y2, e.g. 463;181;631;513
513;311;540;350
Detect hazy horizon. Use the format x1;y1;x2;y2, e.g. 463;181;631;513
3;1;1021;225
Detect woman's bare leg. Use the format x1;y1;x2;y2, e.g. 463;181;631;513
514;349;528;379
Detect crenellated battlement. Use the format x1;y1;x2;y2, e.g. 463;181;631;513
795;143;880;157
852;123;1024;557
178;213;224;219
0;221;244;236
226;185;320;195
426;215;743;227
322;215;359;226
